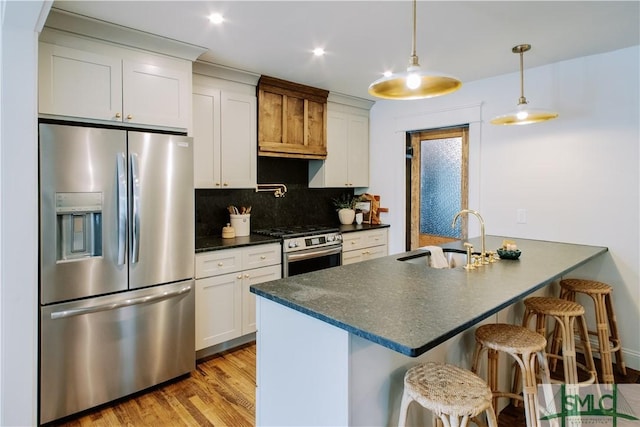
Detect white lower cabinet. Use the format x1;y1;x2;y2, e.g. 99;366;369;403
342;228;389;266
195;244;281;350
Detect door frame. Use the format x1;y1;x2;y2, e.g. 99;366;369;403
407;126;469;250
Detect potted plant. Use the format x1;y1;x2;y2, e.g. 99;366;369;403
332;194;359;225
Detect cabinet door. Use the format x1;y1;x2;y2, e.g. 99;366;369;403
323;112;349;187
195;274;242;350
221;92;257;188
192;88;222;188
122;60;189;129
346;115;369;187
242;265;281;334
39;43;122;122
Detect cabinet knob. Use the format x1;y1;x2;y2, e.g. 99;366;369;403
260;255;266;260
115;112;122;119
127;114;133;120
237;275;242;279
215;183;221;187
244;274;250;278
218;262;223;267
223;183;229;187
351;241;356;245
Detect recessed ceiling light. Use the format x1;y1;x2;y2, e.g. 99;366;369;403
313;48;325;57
208;13;224;24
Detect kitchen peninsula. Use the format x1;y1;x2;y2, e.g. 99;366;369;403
250;235;607;426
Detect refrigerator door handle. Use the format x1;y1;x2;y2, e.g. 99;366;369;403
50;284;192;320
130;153;141;264
116;152;127;266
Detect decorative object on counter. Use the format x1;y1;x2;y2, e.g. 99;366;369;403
356;193;388;224
333;193;357;225
255;183;287;197
354;199;371;224
490;44;558;125
368;0;462;101
230;214;250;237
221;223;235;239
497;239;521;259
496;248;521;260
355;212;363;225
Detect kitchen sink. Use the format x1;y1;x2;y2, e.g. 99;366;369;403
397;249;469;269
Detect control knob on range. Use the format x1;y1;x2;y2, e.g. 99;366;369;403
288;240;299;248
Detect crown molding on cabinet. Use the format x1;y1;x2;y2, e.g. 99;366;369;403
43;8;207;61
328;92;374;111
193;61;260;87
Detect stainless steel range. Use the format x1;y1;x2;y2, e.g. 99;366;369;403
253;226;342;277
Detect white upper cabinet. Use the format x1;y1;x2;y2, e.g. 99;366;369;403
39;43;122;122
122;59;190;128
39;41;191;129
309;96;373;188
192;69;258;189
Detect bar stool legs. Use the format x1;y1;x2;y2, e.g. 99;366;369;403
523;297;597;385
398;361;498;427
471;323;553;427
554;279;627;383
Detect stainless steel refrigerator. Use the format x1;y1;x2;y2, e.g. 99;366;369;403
38;123;195;424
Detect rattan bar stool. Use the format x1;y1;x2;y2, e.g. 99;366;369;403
552;278;626;384
471;323;552;427
398;361;498;427
522;296;597;385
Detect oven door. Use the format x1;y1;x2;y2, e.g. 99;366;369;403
283;245;342;277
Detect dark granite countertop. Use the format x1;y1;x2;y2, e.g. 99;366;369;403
339;223;390;233
195;234;281;253
250;235;607;357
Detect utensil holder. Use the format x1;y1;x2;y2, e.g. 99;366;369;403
230;214;250;236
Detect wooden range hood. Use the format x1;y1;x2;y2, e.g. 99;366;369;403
258;76;329;160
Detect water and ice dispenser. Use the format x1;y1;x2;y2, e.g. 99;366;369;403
56;192;103;261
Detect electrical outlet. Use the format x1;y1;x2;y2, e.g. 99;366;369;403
517;208;527;224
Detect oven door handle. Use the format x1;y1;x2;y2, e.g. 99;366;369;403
287;245;342;262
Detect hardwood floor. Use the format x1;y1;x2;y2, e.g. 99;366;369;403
49;342;639;427
49;343;256;427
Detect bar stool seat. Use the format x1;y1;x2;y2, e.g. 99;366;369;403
472;323;552;427
398;361;498;427
522;296;597;385
556;278;626;384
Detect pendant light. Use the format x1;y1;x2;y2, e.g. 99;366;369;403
368;0;462;100
491;44;558;125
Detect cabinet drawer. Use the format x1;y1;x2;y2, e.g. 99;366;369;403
195;249;243;279
342;229;388;252
242;243;282;270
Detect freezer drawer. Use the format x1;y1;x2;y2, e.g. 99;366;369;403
40;280;195;424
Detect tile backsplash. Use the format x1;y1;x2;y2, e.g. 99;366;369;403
195;157;355;238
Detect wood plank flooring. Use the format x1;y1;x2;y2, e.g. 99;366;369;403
49;343;256;427
48;342;639;427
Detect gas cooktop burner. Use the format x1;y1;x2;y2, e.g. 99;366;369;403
253;225;340;239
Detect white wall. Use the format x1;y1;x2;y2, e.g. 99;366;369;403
369;46;640;370
0;1;49;425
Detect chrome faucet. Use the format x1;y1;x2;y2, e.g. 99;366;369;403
451;209;488;265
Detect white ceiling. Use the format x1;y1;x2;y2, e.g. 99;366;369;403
51;1;640;101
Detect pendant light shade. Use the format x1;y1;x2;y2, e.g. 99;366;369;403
368;0;462;100
491;44;558;125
